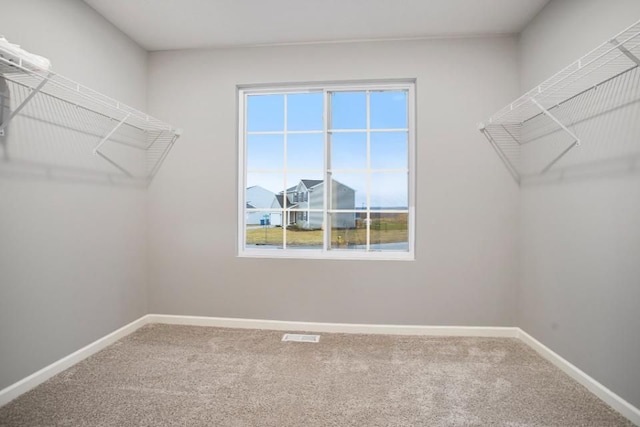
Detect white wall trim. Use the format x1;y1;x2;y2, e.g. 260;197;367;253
147;314;519;337
0;315;151;407
2;314;638;426
517;328;640;426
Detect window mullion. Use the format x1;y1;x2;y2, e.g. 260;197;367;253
323;89;330;252
283;94;288;250
366;90;371;252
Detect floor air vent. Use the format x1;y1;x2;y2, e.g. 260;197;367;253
282;333;320;343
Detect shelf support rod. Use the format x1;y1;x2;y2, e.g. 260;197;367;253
93;113;131;154
530;98;581;145
610;38;640;65
93;113;135;178
541;140;580;174
0;73;50;134
530;98;581;174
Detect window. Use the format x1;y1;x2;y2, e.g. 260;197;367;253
238;81;415;260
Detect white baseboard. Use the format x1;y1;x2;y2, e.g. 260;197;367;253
1;314;638;426
518;329;640;426
0;315;151;407
148;314;520;337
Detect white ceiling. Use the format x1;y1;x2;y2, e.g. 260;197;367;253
84;0;550;51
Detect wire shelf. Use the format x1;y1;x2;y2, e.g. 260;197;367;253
479;19;640;183
0;46;181;183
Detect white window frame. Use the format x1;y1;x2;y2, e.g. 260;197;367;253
237;80;416;261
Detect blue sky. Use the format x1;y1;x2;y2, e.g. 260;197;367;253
246;91;408;208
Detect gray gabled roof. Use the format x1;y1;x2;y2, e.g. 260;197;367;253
301;179;323;189
279;179;324;194
273;194;298;209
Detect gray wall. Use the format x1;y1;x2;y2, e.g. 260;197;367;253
146;37;520;326
0;0;149;390
518;0;640;408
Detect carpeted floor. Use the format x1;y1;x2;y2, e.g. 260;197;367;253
0;324;633;426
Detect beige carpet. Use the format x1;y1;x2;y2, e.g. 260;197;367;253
0;324;633;426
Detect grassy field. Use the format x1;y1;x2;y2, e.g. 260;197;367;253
246;213;408;247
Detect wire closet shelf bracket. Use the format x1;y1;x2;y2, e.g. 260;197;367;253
0;47;181;183
478;19;640;184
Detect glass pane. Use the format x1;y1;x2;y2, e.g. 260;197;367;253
370;132;408;170
330;173;366;210
329;213;365;251
247;94;284;132
287;93;323;131
287;133;323;170
247;134;284;170
370;173;408;209
369;212;409;252
246;173;283;211
245;210;283;226
285;172;323;210
370;91;407;129
330;91;366;130
285;209;324;232
330;132;366;170
286;210;323;249
245;211;283;249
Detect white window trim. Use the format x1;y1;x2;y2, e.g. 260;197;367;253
237;80;416;261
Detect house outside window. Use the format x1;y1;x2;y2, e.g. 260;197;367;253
238;81;415;260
